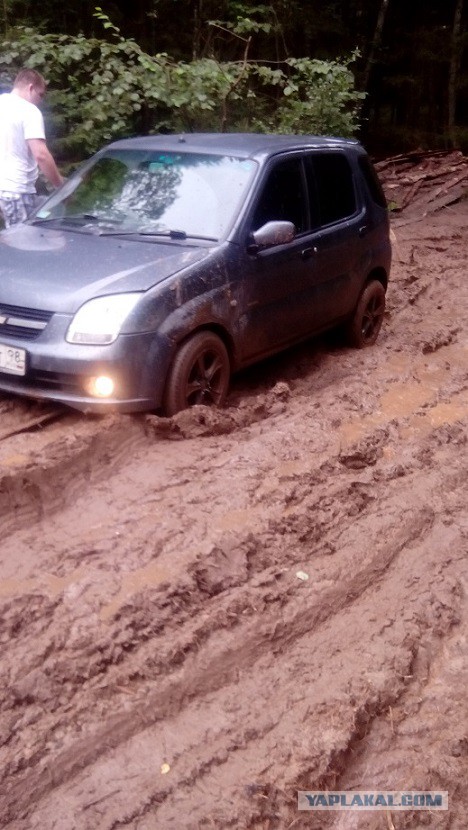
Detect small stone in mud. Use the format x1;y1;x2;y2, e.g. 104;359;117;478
270;381;291;400
448;738;468;757
339;446;382;468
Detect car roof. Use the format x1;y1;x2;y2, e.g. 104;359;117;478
107;132;361;161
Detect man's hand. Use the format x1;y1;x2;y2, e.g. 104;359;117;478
27;138;64;188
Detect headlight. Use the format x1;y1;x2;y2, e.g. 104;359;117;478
66;293;142;345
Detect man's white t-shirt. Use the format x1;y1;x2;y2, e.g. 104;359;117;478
0;92;46;194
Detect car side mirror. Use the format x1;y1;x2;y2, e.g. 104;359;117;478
247;220;296;253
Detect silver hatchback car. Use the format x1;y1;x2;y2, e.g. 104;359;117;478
0;133;391;414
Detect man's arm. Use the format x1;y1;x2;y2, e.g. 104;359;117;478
27;138;64;188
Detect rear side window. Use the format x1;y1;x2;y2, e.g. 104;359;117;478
358;155;387;207
306;152;356;226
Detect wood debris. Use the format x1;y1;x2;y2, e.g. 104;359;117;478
374;149;468;224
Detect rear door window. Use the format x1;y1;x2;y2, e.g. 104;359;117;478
305;152;357;226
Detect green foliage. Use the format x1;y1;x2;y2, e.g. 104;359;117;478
209;3;275;36
0;20;364;161
1;0;468;156
253;54;364;136
93;7;121;36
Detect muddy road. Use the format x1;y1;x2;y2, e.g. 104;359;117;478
0;201;467;830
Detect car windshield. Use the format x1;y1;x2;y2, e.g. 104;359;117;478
35;149;258;240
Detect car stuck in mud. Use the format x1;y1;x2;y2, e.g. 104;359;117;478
0;133;390;414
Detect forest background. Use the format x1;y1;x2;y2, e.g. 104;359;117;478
0;0;467;166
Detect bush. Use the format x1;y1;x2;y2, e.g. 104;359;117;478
0;27;364;162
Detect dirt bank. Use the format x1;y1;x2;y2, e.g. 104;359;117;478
0;199;467;829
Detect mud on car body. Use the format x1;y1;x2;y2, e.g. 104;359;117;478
0;133;391;414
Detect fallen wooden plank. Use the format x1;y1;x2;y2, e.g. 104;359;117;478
393;182;468;225
405;169;468;214
0;410;66;443
422;181;468;215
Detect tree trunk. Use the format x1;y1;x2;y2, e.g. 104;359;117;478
362;0;391;95
192;0;203;60
448;0;464;147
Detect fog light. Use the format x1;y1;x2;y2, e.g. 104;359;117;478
86;375;115;398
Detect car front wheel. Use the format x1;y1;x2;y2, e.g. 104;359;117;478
346;280;386;348
163;331;230;416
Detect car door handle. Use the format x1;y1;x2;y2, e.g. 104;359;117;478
358;225;368;237
301;246;317;260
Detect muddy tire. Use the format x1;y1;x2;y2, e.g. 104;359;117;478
346;280;386;348
163;331;230;416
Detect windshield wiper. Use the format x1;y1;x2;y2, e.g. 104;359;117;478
29;218;218;242
97;228;218;241
31;214;99;226
95;227;186;239
140;230;218;241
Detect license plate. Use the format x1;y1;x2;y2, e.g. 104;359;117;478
0;343;26;376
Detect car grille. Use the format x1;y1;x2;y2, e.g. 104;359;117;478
0;303;54;341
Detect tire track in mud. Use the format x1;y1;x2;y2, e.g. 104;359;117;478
311;599;468;830
0;413;148;536
1;415;466;828
5;503;465;829
0;205;467;829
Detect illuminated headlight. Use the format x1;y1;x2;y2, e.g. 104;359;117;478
66;293;142;345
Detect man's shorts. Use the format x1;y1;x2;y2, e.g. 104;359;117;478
0;192;39;228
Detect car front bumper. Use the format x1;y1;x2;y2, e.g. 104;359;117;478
0;319;173;413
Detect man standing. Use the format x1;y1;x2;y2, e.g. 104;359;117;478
0;68;64;228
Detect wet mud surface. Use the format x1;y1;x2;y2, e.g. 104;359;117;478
0;203;467;829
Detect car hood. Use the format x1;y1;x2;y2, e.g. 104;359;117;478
0;224;213;313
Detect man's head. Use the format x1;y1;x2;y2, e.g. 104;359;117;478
13;68;47;106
